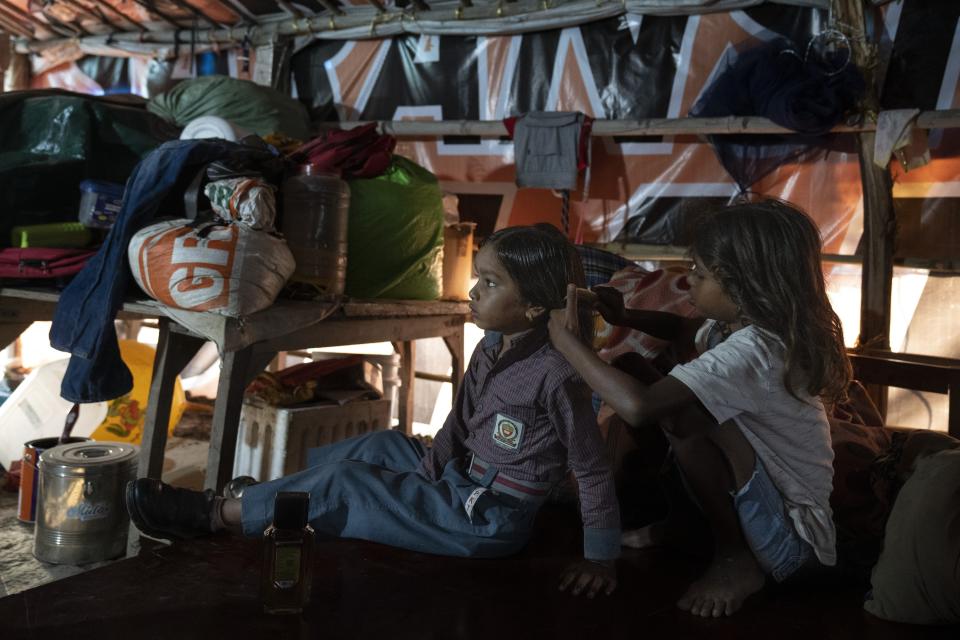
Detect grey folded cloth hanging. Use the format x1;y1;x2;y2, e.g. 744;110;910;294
513;111;585;190
874;108;929;171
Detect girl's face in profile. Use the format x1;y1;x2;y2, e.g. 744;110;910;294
468;244;537;335
687;255;740;324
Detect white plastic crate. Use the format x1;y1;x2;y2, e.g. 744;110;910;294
232;398;392;481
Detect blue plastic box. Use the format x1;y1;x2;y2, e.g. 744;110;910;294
78;180;124;228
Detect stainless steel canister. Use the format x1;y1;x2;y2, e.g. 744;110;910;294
34;441;138;565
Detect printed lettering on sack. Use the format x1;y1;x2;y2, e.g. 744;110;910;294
134;223;239;311
492;414;524;451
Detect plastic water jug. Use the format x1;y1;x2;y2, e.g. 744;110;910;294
281;166;350;299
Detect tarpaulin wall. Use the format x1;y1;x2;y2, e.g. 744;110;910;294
289;0;960;431
23;0;960;429
290;7;861;247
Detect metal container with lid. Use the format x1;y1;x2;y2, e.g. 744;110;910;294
34;441;138;565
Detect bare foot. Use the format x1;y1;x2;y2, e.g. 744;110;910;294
676;551;765;617
621;522;668;549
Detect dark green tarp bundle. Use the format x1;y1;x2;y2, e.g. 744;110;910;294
0;90;178;247
345;156;445;300
148;76;313;141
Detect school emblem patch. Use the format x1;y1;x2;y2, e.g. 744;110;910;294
492;414;524;450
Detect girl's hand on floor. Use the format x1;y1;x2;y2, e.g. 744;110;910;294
558;559;618;598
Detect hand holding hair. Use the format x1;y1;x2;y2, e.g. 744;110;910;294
563;284;580;335
591;285;627;325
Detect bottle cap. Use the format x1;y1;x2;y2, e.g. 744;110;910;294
273;492;310;529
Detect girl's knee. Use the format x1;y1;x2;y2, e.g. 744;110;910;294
707;426;756;489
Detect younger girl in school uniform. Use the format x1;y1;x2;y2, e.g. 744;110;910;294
548;200;851;616
127;223;620;597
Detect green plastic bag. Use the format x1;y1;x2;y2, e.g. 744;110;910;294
345;156;444;300
148;76;312;141
0;90;177;246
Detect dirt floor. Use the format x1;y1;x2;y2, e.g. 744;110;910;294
0;433;209;597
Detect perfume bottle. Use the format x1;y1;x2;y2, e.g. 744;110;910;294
261;492;314;614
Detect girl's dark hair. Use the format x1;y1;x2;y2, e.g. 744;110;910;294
482;223;592;344
692;199;851;404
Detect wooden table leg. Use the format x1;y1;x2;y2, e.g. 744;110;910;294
394;340;416;436
130;320;204;554
205;347;277;493
442;325;464;406
0;322;30;351
138;320;205;481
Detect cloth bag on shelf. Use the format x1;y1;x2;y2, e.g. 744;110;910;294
128;218;294;317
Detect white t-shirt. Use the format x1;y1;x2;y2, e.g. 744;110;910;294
669;320;837;566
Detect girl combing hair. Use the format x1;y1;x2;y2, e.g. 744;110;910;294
549;199;851;616
690;199;851;404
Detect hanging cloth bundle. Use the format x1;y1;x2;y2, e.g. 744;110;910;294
504;112;593;234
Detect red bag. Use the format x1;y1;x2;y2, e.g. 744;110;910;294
0;247;96;279
292;122;396;179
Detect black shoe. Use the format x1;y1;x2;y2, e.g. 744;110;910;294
126;478;216;541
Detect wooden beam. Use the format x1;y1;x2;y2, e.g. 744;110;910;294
849;350;960;439
0;12;32;39
214;0;261;24
87;0;145;31
832;0;897;419
127;0;186;29
0;1;36;38
855;131;895;354
393;340;416;435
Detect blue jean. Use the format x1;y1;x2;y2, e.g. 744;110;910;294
733;459;814;582
241;430;539;558
49;139;278;403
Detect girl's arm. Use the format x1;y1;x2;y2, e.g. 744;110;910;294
551;285;700;428
418;349;477;478
593;285;703;343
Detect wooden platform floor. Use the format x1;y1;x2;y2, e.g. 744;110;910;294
1;504;955;640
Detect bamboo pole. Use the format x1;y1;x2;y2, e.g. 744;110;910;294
308;110;959;137
0;1;41;38
833;0;898;420
0;13;32;39
591;244;960;274
833;0;896;355
73;0;126;32
87;0;147;31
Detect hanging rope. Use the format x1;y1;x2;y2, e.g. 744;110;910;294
560;189;570;234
